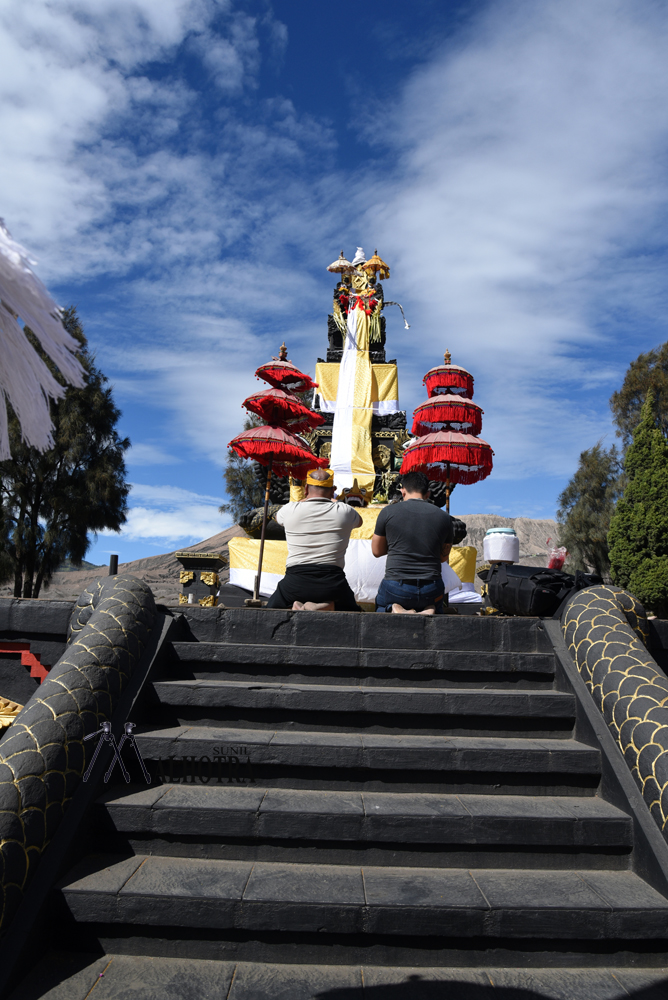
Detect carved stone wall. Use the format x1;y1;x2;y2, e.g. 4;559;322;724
562;585;668;840
0;575;156;931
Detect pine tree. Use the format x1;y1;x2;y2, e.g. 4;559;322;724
610;341;668;448
608;389;668;617
557;442;622;580
0;307;130;598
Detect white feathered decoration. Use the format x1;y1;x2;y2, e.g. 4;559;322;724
0;220;85;460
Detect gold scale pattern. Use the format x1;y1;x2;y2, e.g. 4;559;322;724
563;585;668;839
0;574;156;933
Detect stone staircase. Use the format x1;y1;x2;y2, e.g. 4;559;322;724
15;609;668;998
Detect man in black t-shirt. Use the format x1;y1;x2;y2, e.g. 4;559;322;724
371;471;454;614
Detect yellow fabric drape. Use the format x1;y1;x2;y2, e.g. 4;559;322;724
348;303;375;495
315;362;399;407
449;546;477;584
229;537;288;575
229;532;478;583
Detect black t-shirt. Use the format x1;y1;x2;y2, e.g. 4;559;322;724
374;500;454;581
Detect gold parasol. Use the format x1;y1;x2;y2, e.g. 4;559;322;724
327;251;354;274
362;249;390;280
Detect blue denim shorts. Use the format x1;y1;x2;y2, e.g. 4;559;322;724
375;577;446;613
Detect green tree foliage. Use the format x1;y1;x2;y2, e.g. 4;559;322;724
556;442;622;580
219;414;265;524
0;307;130;598
608;389;668;617
610;341;668;447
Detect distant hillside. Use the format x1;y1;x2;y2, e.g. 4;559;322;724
459;515;560;569
0;525;246;605
56;558;106;572
0;516;558;604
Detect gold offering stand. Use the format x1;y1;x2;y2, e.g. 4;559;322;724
175;551;228;607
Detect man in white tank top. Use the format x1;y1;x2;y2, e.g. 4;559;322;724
266;469;362;611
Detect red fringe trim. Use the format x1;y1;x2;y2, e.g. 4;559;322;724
244;392;325;433
400;436;493;485
255;364;318;393
423;371;474;398
228;426;327;478
412;400;482;436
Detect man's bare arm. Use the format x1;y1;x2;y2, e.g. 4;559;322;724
372;533;388;558
440;543;452;563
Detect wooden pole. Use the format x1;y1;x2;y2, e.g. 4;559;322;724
445;464;451;515
253;458;273;602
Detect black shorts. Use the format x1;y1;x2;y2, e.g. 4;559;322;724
266;564;360;612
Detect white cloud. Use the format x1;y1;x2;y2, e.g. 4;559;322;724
0;0;299;280
124;443;181;466
99;482;226;542
363;0;668;478
3;0;668;509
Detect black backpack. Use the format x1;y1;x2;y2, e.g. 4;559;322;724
478;564;602;617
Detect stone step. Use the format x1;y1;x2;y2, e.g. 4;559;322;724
170;641;556;681
14;954;668;1000
174;607;552;654
60;855;668;940
153;680;573;719
135;726;600;775
99;786;632;847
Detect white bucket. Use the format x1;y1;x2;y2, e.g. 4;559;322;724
483;528;520;563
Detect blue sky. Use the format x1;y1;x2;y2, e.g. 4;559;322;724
2;0;668;564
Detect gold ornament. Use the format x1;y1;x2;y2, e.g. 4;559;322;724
0;696;23;731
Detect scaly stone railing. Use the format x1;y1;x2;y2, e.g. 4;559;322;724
0;575;156;931
563;585;668;840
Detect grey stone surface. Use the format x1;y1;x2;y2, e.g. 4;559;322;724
172;641;556;677
90;955;235;999
60;856;668;939
6;952;110;1000
14;957;667;1000
136;726;601;773
229;962;363;998
101;785;632;849
175;607;552;653
61;854;145;895
153;679;574;719
0;598;74;637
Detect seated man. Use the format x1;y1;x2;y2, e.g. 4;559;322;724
371;471;454;614
266;468;363;612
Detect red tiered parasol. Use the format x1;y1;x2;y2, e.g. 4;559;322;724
243;387;325;434
400;349;493;512
228;346;324;603
411;396;483;436
423;349;474;399
401;431;494;485
255;342;318;393
228;425;327;479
